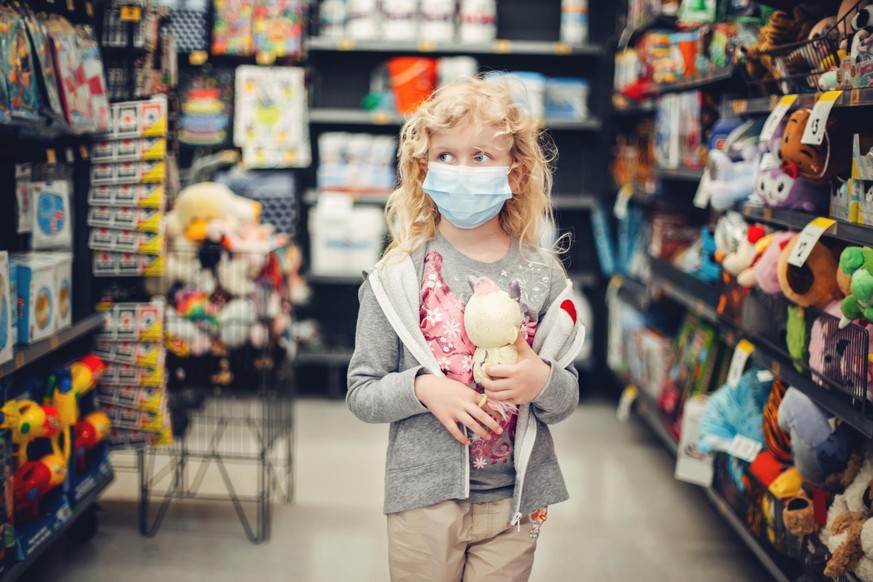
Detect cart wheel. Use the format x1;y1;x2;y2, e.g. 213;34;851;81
65;505;99;543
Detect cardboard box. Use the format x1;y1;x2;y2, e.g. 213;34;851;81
31;180;73;251
13;253;57;344
49;253;73;331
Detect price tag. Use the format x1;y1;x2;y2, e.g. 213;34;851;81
65;148;74;163
50;335;59;349
371;112;393;125
693;165;713;209
66;0;74;11
616;385;638;422
85;1;93;15
727;339;755;387
727;434;762;463
188;50;208;65
14;352;24;368
732;100;748;115
609;274;624;290
613;183;633;219
256;51;275;65
788;217;836;267
337;38;355;51
493;40;512;53
553;42;572;55
79;144;89;159
120;5;142;21
46;148;56;165
760;94;797;142
771;360;781;376
801;90;842;146
417;40;436;52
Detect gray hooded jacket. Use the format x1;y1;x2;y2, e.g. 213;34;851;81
346;247;586;525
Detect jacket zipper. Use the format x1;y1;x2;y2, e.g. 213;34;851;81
369;269;472;500
510;409;537;526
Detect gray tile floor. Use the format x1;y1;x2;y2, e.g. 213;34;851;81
26;395;772;581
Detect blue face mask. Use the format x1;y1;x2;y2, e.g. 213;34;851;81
422;162;513;229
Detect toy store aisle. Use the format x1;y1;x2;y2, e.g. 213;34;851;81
27;394;770;582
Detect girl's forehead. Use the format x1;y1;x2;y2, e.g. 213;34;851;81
430;122;512;149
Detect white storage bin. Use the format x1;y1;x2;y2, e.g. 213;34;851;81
309;194;386;276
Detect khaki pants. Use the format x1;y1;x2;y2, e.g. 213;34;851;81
387;498;537;582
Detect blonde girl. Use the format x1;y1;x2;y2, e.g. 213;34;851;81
347;76;585;582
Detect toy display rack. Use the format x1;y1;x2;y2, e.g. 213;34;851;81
306;36;604;57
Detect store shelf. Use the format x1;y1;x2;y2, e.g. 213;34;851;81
612;97;656;116
743;205;873;247
704;488;792;582
308;108;602;131
5;476;113;581
647;257;721;323
307;36;603;57
612;274;651;312
0;313;105;381
729;87;873;118
303;189;391;206
635;386;679;456
654;66;735;95
305;274;364;286
294;349;354;367
655;164;705;182
617;13;677;50
553;194;599;210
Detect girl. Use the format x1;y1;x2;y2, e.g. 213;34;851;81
346;77;585;582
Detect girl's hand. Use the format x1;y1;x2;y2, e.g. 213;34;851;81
414;375;504;445
480;334;551;405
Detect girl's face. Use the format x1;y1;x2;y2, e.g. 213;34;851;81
428;121;513;168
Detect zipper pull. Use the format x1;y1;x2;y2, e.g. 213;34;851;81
510;511;523;531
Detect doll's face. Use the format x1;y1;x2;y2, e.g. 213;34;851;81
757;168;794;205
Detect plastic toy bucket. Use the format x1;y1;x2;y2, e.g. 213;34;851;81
388;57;438;114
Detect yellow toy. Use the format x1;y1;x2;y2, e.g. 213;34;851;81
0;399;61;466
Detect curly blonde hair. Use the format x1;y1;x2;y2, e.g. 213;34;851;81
383;76;558;262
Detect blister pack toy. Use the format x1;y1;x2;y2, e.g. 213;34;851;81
2;7;40;120
16;2;63;119
42;14;92;129
252;0;305;59
75;24;109;131
212;0;254;55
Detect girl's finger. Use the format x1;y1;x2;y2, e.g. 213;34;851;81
484;389;514;401
458;411;491;441
442;418;470;445
467;403;503;434
483;363;516;379
483;377;515;392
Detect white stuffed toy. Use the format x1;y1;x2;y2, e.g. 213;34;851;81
464;276;524;385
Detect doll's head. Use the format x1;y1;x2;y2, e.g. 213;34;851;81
384;76;556;261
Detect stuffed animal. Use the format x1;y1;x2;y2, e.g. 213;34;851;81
165;182;262;243
698;226;722;283
777;235;842;308
713;211;748;264
722;225;773;287
706;149;760;211
763;378;793;465
464;276;524;385
821;450;873;580
742;10;810;82
218;298;257;349
697;368;773;455
778;386;858;484
780;108;852;184
839;246;873;327
754;231;797;295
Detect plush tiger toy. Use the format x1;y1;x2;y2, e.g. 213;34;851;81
762;378;792;465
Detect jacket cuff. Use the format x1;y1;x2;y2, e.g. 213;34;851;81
398;365;430;417
532;358;560;409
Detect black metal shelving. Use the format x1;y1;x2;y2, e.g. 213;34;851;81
308;108;602;131
654;65;735;95
743;205;873;248
655;164;706;183
4;477;113;581
307;36;604;57
647;257;721;322
729;87;873;118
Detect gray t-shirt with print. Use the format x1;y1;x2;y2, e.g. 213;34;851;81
415;232;568;503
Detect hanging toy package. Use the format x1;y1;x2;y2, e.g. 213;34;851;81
253;0;306;59
2;7;40;120
212;0;254;55
17;1;64;120
75;24;110;131
179;67;234;146
42;14;93;129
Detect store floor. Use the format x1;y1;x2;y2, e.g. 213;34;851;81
29;392;770;582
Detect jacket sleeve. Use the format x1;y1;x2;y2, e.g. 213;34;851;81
346;278;430;424
530;360;580;424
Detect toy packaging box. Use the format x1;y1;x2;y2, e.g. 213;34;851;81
43;253;72;331
8;257;16;344
0;252;12;365
851;134;873;227
92;252;165;277
674;395;715;487
12;253;56;344
30;180;72;251
97;302;164;342
88;183;166;209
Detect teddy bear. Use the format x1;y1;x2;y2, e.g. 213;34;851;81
464;276;523;386
839;246;873;328
820;449;873;580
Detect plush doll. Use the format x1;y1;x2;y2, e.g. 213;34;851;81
218;298;257;349
778;387;858;484
754;231;797;295
707;148;760;211
698;226;722;283
464;276;524;385
839;246;873;327
713;211;748;264
165;307;213;357
821;450;873;580
763;378;793;465
742;10;807;82
165;182;262;243
780;108;852;184
216;252;257;297
722;225;774;287
697;368;773;455
777;235;842;308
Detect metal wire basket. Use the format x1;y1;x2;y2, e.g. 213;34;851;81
744;2;861;95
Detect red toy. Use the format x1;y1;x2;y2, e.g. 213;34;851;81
72;411;111;472
12;453;66;522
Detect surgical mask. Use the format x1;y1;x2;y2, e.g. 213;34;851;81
422;162;513;229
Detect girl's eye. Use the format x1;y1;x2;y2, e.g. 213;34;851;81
473;152;492;163
437;152;455;163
